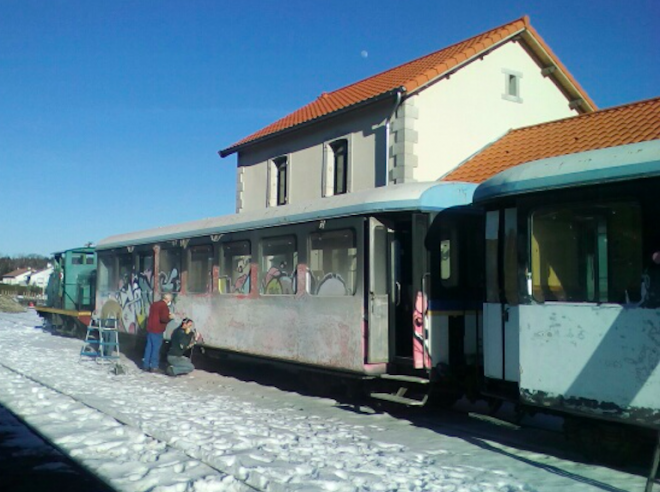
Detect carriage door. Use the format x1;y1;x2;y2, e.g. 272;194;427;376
411;214;430;368
367;217;390;363
483;208;520;383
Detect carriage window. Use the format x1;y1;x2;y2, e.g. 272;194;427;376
531;201;641;303
260;235;297;295
309;229;356;295
440;240;451;280
117;254;133;289
219;241;251;294
85;254;95;265
137;253;154;297
98;255;114;291
188;245;213;293
139;253;153;276
159;248;181;293
485;211;500;303
71;255;83;265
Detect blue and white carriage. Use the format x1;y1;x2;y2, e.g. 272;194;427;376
471;140;660;429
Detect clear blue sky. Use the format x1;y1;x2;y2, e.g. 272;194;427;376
0;0;657;256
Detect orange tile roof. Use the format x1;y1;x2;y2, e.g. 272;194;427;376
443;96;660;183
220;15;595;157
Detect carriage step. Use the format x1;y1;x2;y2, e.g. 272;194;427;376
370;392;428;407
380;374;430;384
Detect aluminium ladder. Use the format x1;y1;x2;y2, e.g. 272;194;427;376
80;315;120;363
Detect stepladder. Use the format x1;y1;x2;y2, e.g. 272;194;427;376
80;316;121;363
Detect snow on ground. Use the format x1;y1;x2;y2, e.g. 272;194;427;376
0;310;653;492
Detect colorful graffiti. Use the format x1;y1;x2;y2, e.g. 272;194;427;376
98;266;156;334
159;267;180;293
316;273;348;296
262;263;295;295
233;259;250;294
413;291;432;368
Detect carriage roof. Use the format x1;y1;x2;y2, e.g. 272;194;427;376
97;181;476;250
473;139;660;203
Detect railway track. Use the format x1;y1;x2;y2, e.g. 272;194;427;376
0;361;260;492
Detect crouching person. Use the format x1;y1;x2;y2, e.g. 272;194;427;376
166;318;196;376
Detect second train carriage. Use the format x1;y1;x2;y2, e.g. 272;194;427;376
94;181;476;388
426;140;660;430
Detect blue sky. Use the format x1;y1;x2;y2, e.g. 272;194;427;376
0;0;657;256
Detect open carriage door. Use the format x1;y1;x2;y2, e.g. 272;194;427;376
367;217;390;363
412;213;430;369
483;208;520;384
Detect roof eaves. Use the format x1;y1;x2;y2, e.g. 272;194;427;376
219;88;405;158
519;25;597;112
404;29;526;96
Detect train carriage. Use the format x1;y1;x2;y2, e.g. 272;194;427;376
470;140;660;429
94;181;476;389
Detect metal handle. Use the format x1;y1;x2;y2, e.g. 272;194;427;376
395;281;401;306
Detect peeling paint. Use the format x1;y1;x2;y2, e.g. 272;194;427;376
521;388;660;429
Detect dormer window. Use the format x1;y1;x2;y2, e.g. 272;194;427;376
502;69;523;103
323;138;350;197
268;156;289;207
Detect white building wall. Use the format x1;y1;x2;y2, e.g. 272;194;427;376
413;41;580;182
28;268;53;289
2;272;32;286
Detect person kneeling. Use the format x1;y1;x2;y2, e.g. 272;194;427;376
166;318;196;376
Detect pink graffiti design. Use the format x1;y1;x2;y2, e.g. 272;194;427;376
413;291;432;368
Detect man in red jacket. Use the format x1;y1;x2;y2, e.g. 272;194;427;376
143;293;174;373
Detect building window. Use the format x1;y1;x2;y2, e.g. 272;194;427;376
219;240;251;294
331;139;348;195
502;69;523;103
188;245;213;293
260;235;297;295
324;139;350;197
268;156;288;206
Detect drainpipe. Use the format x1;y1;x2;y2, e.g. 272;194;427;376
384;87;405;187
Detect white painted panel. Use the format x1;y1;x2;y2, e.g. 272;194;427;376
518;304;660;411
504;306;520;382
483;303;503;379
428;313;450;365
